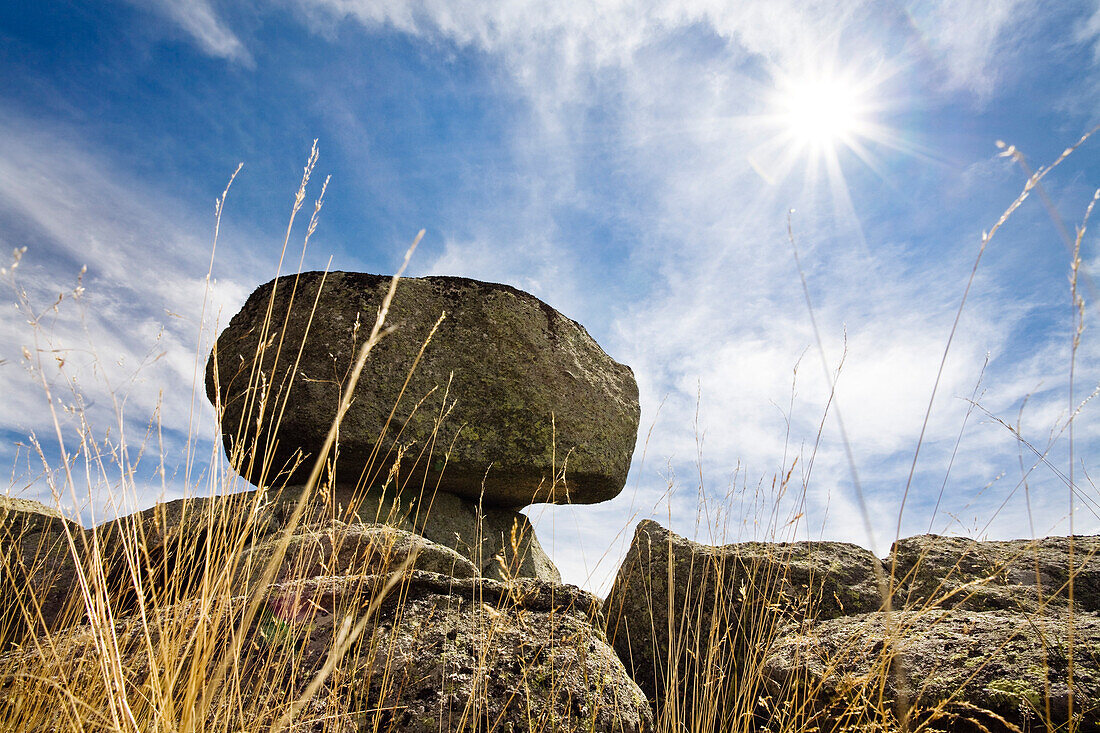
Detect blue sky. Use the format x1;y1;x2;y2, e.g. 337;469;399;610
3;0;1100;592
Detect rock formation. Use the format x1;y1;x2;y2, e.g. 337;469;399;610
605;522;1100;732
888;533;1100;614
205;271;640;507
0;496;84;649
603;519;884;725
1;270;649;730
1;521;653;732
203;271;641;585
763;609;1100;732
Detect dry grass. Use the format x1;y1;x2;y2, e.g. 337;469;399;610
2;133;1099;732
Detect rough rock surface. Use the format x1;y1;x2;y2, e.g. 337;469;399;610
260;572;653;732
888;533;1100;613
85;482;559;628
762;609;1100;732
0;497;80;537
409;489;562;582
1;568;653;733
91;491;275;613
253;483;561;582
603;519;884;717
1;497;84;648
205;272;640;506
240;519;480;590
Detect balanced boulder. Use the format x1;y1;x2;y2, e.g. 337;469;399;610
205;272;640;507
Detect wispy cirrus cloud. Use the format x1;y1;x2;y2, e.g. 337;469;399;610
0;112;260;524
5;0;1099;596
130;0;252;64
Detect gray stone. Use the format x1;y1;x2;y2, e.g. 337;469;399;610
267;483;562;582
412;489;561;583
762;609;1100;732
205;272;640;507
888;533;1100;614
0;496;81;537
603;519;884;721
258;572;653;732
240;519;479;591
0;496;84;649
91;491;273;613
2;571;654;733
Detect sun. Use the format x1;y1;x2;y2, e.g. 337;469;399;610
747;61;899;193
777;73;870;153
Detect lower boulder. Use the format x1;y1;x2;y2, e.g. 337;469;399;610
1;539;652;732
269;484;562;583
1;497;85;649
603;519;884;723
762;609;1100;732
239;518;480;590
255;572;652;732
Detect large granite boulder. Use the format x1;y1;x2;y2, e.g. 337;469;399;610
255;572;653;732
603;520;884;721
205;272;640;507
888;533;1100;613
762;609;1100;732
0;496;84;649
1;565;653;732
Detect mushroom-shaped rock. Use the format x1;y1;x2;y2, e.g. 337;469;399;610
206;272;640;506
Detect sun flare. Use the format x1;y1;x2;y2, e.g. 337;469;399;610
747;61;900;196
778;74;868;152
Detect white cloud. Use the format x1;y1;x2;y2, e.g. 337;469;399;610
0;113;263;524
7;0;1097;594
901;0;1035;99
131;0;252;64
281;0;1100;586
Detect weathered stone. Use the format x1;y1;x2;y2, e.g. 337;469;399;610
2;571;654;733
0;496;81;537
888;533;1100;614
91;491;274;613
411;489;561;582
603;520;884;721
762;609;1100;732
240;519;479;591
259;572;653;732
205;272;640;507
259;483;561;582
0;497;84;649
